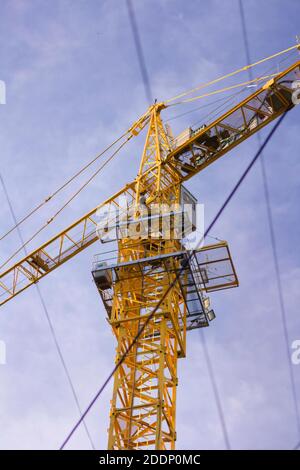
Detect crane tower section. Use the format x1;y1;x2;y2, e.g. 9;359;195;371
92;105;238;449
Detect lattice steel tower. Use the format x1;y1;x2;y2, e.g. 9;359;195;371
93;104;238;449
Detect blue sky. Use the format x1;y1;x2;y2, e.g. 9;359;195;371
0;0;300;450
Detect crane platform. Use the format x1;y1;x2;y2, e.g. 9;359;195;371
92;240;238;331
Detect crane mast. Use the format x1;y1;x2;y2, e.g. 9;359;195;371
107;105;183;449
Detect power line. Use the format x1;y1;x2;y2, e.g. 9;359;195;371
200;330;231;450
59;112;287;449
0;173;96;450
126;0;153;105
238;0;300;436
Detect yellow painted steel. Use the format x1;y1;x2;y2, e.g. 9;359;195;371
164;59;300;181
107;239;184;449
108;109;183;449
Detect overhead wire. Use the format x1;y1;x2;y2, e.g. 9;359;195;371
126;0;153;105
59;111;288;450
199;330;231;450
293;441;300;450
0;173;96;450
0;134;132;272
238;0;300;437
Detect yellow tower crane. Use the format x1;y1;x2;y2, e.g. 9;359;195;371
0;57;299;450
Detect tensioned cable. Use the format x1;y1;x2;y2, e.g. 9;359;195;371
189;48;297;131
239;0;300;437
165;94;238;123
166;85;251;131
59;112;287;450
0;130;130;244
167;47;297;128
165;43;300;103
190;88;246;130
0;135;132;272
126;0;153;105
170;73;278;106
166;82;264;124
0;173;96;450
